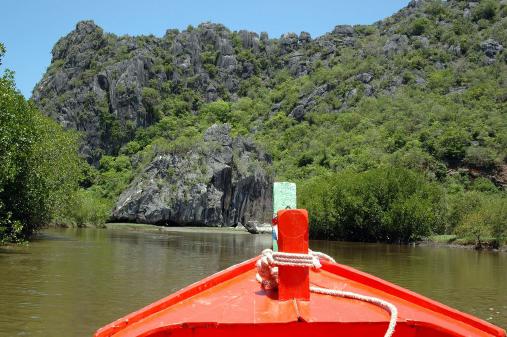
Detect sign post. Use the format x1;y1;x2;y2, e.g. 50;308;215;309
272;182;297;251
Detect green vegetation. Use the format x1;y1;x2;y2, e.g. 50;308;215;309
452;192;507;248
0;45;82;242
472;0;498;21
9;1;507;247
58;155;134;227
299;167;506;247
299;167;446;243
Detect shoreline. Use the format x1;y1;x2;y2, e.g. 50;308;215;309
102;222;257;235
416;239;507;252
46;223;506;252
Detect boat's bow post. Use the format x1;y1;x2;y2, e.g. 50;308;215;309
277;209;310;301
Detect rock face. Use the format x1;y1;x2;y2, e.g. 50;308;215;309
32;21;161;162
32;18;408;163
383;34;409;55
30;2;507;228
112;124;272;226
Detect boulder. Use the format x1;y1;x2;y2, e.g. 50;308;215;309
364;84;374;97
356;72;373;84
298;32;312;44
289;105;306;121
233;223;248;232
244;221;272;234
383;35;409;55
238;30;260;52
481;39;503;58
332;25;355;37
280;33;299;53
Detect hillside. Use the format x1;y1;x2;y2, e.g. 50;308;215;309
31;0;507;243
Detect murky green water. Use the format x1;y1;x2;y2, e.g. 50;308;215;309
0;228;505;337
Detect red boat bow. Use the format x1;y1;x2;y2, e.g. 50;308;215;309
94;210;506;337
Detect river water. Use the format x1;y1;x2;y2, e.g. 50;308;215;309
0;227;505;336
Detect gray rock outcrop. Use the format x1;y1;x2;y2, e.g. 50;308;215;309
112;124;273;226
481;39;503;58
383;34;409;55
243;221;272;234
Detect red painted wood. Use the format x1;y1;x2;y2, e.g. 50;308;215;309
136;322;419;337
277;209;310;301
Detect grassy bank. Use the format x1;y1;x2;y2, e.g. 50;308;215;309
422;235;507;251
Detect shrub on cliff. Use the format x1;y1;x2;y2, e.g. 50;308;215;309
472;0;498;22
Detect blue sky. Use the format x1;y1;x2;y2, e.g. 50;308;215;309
0;0;409;98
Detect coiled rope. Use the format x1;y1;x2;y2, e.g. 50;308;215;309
256;249;397;337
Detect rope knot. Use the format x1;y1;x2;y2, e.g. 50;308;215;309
254;248;397;337
255;249;335;290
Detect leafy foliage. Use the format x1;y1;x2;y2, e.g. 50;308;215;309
299;167;446;243
472;0;498;21
454;193;507;248
0;54;82;242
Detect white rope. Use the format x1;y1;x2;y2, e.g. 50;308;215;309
310;286;397;337
256;249;397;337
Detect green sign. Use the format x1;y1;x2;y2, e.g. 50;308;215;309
273;182;297;216
272;182;296;251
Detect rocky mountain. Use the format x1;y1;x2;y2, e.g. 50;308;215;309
31;0;507;227
32;20;317;163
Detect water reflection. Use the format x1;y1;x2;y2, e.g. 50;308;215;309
0;228;505;337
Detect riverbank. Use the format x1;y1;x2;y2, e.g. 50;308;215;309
42;223;506;252
103;222;255;235
105;224;506;252
419;235;507;252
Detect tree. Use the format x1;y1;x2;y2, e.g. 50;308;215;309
487;198;507;246
456;211;490;248
201;100;231;123
435;128;470;162
0;47;82;242
0;43;5;66
409;17;431;36
454;194;507;248
141;87;161;123
464;146;497;169
299;167;446;243
160;96;191;117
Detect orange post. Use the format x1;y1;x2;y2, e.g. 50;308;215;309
277;209;310;301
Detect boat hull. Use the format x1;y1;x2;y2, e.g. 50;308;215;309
94;257;506;337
